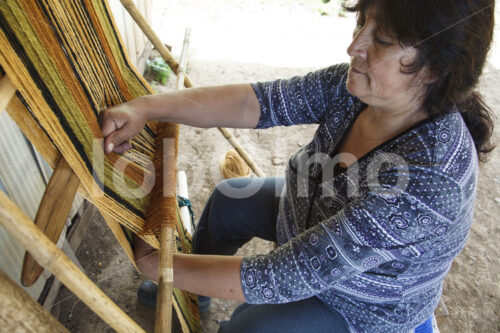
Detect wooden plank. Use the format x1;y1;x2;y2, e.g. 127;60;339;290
22;156;80;286
0;74;16;113
0;191;146;333
0;269;69;333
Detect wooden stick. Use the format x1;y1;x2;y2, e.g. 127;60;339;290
0;74;16;113
155;225;175;333
155;26;192;333
119;0;265;178
0;191;146;333
0;269;69;332
22;155;80;286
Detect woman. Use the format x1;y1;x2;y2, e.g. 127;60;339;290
100;0;495;332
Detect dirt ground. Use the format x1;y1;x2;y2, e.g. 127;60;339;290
53;1;500;332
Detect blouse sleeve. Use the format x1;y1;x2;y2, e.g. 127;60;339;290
239;166;462;304
251;63;350;129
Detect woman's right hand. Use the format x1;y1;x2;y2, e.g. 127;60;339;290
99;84;260;154
99;99;149;154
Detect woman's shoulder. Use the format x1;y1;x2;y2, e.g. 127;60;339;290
384;110;477;183
316;63;353;106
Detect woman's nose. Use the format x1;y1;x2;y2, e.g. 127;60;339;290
347;22;372;59
347;28;368;59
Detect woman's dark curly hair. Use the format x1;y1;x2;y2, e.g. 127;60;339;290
344;0;496;162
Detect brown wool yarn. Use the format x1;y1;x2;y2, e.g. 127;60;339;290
218;149;251;179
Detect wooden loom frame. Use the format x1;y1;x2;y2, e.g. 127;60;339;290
0;0;267;332
0;73;146;332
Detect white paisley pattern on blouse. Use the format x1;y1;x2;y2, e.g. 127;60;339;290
241;63;478;333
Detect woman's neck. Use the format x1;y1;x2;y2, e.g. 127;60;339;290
358;104;429;141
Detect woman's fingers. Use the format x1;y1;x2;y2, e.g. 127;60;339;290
99;103;147;154
112;141;133;154
100;108;120;138
100;108;132;153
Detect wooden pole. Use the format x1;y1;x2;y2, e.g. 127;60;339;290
0;269;69;332
0;74;16;113
154;27;191;333
118;0;265;178
22;155;80;286
155;226;175;333
0;191;146;333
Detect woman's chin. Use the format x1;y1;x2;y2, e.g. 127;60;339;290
346;79;364;99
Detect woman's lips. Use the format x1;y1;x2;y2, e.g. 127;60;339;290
350;66;366;75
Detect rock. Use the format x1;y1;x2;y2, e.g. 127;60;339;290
272;157;284;165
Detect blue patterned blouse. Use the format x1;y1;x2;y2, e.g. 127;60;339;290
241;63;478;332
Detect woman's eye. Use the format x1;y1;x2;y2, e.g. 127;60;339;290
374;36;393;47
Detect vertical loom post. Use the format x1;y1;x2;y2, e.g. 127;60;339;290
155;27;191;333
149;121;178;333
119;0;266;177
156;223;175;332
0;191;146;333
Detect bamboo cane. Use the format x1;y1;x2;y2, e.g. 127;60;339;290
118;0;265;178
0;191;146;333
22;155;80;286
0;269;69;332
0;74;16;113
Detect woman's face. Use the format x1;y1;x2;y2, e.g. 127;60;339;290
346;11;429;111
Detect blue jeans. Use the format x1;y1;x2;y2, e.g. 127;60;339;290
218;298;350;333
193;177;350;332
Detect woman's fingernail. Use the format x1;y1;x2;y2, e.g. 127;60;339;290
108;143;114;153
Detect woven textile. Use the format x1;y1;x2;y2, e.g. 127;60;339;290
0;0;199;331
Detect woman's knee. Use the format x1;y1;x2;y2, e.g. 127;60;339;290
212;177;268;201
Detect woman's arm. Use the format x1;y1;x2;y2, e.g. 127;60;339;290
173;254;245;302
144;84;260;129
137;248;245;302
100;84;260;154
